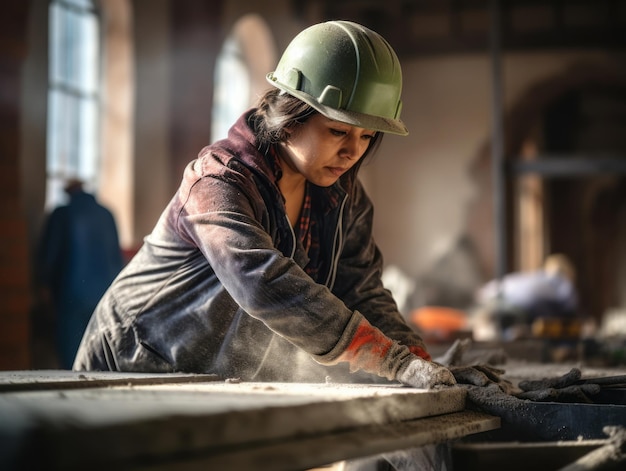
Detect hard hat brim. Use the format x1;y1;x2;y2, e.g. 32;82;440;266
266;74;409;136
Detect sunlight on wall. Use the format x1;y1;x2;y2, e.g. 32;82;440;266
211;14;277;143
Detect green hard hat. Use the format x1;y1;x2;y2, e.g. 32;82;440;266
266;21;408;136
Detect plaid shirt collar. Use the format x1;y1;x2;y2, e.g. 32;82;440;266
268;145;345;279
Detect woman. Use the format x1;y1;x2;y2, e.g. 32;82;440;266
73;20;455;390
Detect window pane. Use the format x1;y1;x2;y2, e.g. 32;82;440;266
49;3;64;84
79;98;98;179
46;89;62;174
50;5;77;87
66;9;81;90
79;13;98;94
64;0;95;9
67;93;80;171
211;36;250;142
50;5;98;92
47;0;100;209
47;89;74;175
45;176;67;210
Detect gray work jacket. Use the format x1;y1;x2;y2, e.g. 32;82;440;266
74;110;426;382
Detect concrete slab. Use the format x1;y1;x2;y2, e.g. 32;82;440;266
159;410;499;471
0;372;500;470
0;370;220;392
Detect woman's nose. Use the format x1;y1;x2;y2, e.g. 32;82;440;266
340;136;364;160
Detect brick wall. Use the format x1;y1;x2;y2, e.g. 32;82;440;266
0;2;32;370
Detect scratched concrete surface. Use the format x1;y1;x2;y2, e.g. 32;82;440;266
0;371;499;470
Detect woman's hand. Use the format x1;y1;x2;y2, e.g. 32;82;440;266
396;357;457;389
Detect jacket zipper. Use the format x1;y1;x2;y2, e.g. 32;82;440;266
325;194;348;290
286;214;297;259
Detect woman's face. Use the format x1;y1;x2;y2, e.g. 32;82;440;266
279;114;376;187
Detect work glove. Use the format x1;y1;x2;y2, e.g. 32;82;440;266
330;316;456;389
435;338;520;395
396;356;457;389
462;382;526;418
515;367;601;403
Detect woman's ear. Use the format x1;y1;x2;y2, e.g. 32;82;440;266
282;125;296;141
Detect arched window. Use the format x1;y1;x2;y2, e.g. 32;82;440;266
211;14;277;143
46;0;100;209
211;35;250;142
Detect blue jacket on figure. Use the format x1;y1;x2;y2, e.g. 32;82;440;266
38;180;123;369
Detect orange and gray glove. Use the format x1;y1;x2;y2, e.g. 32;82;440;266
333;317;456;389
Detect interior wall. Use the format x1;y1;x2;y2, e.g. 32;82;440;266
17;0;48;369
132;0;171;245
220;0;309;54
364;55;490;280
20;0;48;281
1;2;32;369
367;49;624;286
168;1;224;205
100;0;134;249
616;177;626;312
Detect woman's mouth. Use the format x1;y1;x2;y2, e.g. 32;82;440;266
327;166;347;177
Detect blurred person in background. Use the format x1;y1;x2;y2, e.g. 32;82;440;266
36;178;124;369
472;254;580;352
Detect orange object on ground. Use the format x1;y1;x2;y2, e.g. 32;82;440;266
410;306;468;342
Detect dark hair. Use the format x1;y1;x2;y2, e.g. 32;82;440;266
250;88;383;176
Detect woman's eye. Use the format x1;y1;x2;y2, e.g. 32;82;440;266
362;134;375;141
330;129;347;136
